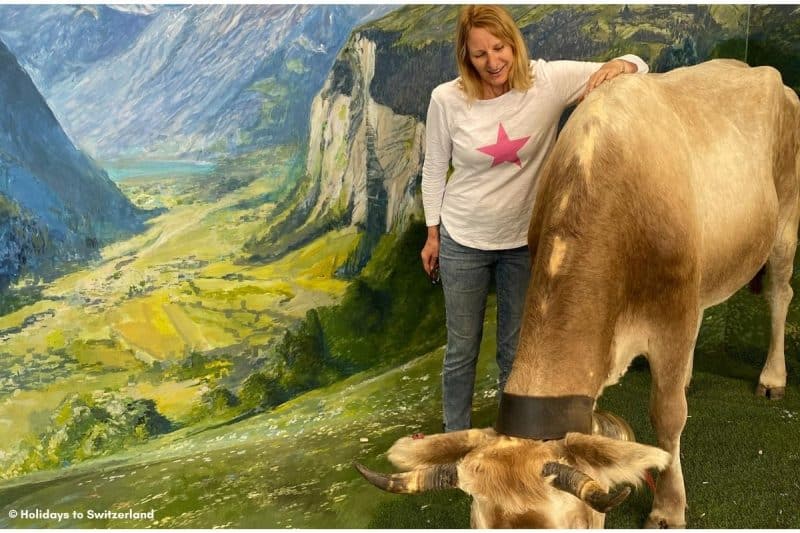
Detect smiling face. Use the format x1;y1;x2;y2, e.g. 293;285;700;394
466;27;515;98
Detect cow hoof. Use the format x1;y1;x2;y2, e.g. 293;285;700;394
755;384;785;400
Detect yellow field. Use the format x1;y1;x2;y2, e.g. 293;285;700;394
125;379;206;421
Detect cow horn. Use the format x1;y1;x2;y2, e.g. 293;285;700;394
353;462;459;493
542;462;631;513
592;410;635;442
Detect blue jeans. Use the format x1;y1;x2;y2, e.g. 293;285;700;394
438;224;531;432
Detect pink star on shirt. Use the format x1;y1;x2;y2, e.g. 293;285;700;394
477;123;530;167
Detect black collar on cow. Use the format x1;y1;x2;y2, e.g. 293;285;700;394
495;393;594;440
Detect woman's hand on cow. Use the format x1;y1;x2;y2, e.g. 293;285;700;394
583;59;635;99
421;225;441;282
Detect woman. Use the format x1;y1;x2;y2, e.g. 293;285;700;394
421;5;648;431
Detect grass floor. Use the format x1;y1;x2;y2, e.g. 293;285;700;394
367;358;800;529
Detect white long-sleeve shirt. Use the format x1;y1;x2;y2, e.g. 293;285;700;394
422;55;648;250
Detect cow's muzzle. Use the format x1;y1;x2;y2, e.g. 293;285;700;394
591;410;635;442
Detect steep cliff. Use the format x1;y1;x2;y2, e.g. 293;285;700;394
307;34;426;231
0;40;142;289
245;31;428;268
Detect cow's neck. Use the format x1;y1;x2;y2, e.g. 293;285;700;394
506;292;615;397
496;239;620;439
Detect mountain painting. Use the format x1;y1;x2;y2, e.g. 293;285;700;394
0;4;799;529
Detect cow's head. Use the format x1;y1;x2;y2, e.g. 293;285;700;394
355;420;670;528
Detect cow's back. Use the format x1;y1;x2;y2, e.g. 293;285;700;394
537;60;799;310
658;60;796;305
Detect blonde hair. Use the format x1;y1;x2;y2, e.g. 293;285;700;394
456;5;533;100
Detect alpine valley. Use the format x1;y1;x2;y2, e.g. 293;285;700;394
0;5;798;529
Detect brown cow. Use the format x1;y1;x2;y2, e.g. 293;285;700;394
355;60;800;528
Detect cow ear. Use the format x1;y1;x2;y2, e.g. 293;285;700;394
387;428;497;470
562;432;671;489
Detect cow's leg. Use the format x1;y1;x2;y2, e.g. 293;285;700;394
756;216;798;400
683;314;703;392
644;321;697;529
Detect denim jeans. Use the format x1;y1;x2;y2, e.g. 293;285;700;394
438;224;531;432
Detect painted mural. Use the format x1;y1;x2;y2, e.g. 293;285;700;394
0;4;798;528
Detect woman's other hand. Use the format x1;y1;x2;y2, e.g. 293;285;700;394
582;59;635;99
421;225;441;281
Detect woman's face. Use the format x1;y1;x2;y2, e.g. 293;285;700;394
467;26;514;95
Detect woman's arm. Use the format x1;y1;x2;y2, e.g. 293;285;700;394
420;91;451;277
543;54;649;107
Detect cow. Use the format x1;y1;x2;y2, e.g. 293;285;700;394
354;59;800;528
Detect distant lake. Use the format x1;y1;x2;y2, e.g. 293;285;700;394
103;160;216;182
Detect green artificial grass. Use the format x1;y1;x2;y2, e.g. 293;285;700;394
368;364;800;529
366;348;800;529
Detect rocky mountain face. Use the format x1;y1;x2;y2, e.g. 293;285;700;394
306;35;427;239
0;5;394;160
0;40;141;289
